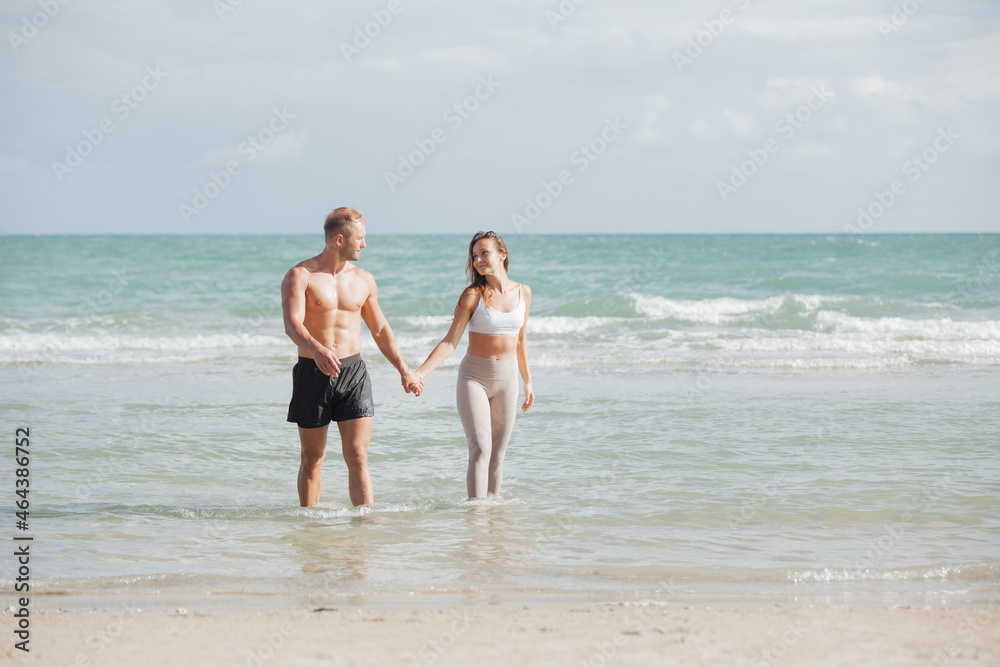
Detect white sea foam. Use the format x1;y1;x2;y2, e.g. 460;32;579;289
630;294;781;323
628;293;845;324
0;352;224;365
4;304;998;369
0;333;287;352
527;316;622;335
788;562;999;584
712;331;1000;356
404;314;623;335
524;352;995;370
402;315;454;329
815;311;1000;339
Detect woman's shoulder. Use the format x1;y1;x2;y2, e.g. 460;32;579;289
458;287;481;309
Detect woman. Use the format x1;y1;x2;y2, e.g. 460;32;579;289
413;231;535;499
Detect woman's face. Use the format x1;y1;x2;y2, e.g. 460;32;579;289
472;238;505;276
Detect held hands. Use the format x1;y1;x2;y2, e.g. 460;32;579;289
522;382;535;411
402;369;424;397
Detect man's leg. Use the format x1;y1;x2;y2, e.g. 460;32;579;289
338;417;373;506
298;425;329;507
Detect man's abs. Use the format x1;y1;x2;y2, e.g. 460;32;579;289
298;314;362;360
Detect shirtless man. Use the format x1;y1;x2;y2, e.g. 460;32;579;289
281;207;422;507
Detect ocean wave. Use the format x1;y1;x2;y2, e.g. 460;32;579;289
404;314;624;335
788;561;1000;584
401;315;454;328
815;311;1000;339
592;561;1000;586
4;345;997;370
0;353;227;366
528;316;624;335
628;293;848;324
525;353;999;370
0;333;288;353
710;331;1000;359
4;305;998;369
25;561;998;599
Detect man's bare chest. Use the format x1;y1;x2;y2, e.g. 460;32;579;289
306;276;366;315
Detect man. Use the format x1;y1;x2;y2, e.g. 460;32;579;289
282;207;422;507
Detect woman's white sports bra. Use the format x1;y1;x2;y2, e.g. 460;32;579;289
467;285;525;336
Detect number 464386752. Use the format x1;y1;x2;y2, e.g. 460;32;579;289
15;428;30;527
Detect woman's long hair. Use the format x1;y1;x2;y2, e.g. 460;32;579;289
466;231;509;308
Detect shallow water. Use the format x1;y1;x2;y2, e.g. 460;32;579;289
2;234;998;606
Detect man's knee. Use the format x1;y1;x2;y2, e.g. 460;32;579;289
342;444;368;470
298;426;328;466
301;449;326;468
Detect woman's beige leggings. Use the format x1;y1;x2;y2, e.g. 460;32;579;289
456;354;519;499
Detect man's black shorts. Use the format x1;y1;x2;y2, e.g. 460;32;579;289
286;353;374;428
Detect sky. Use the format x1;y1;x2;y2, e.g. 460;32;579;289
1;0;998;236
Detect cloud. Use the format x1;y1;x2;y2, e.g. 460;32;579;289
847;72;923;120
1;0;998;234
635;95;671;144
738;16;883;42
418;46;509;71
256;132;307;165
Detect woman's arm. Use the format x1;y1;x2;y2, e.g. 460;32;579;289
516;284;534;411
416;289;478;380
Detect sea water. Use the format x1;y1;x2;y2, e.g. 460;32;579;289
1;234;998;607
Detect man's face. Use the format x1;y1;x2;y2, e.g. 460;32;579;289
344;222;366;260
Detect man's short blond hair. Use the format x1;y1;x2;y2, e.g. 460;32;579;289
324;207;365;241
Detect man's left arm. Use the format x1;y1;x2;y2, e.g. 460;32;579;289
360;272;422;395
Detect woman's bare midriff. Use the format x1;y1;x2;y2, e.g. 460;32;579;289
467;331;518;360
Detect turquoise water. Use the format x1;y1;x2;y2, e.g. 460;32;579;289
1;234;999;606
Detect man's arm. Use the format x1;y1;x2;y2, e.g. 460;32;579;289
359;271;421;394
281;266;341;376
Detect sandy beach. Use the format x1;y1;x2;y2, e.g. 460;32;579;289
6;603;1000;666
